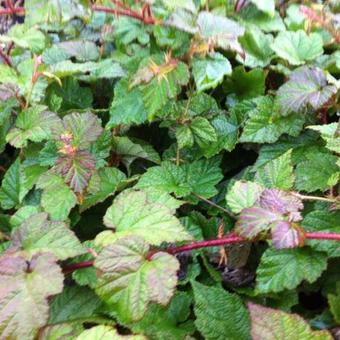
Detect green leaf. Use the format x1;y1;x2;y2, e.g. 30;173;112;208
248;303;333;340
112;136;160;172
24;0;88;26
6;105;60;148
256;247;327;293
140;61;189;119
11;212;84;260
153;25;190;51
184;158;223;198
137;159;222;199
226;181;264;214
0;97;17;153
0;159;34;209
302;211;340;257
0;64;18;85
276;66;337;115
270;30;323;65
223;66;265;100
36;172;77;221
328;283;340;324
95;236;179;322
308;123;340;154
249;0;275;16
10;206;40;229
162;0;196;12
197;11;245;52
0;252;64;339
101;190;191;246
190;116;217;149
48;286;102;325
108;79;148;127
255;150;295;190
125;292;194;340
48;78;93;111
140;188;183;212
77;325;146;340
240;97;304;144
295;152;339;192
192;281;251;340
176;125;194;149
136;162;191;197
204;112;239;156
39;323;83;340
284;4;305;30
114;17;150;46
237;27;274;67
192;52;232;92
81;167;126;212
49;60;125;80
0;25;46;53
43;41;99;64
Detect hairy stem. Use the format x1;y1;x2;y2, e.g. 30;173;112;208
293;192;337;203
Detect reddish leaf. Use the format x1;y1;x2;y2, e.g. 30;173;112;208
271;221;305;249
235;206;281;238
260;189;303;222
53;150;96;193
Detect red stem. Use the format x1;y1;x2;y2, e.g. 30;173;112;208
305;232;340;241
168;234;244;255
63;260;94;275
0;6;24;15
92;4;156;25
62;231;340;274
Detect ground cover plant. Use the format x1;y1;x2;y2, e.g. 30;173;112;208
0;0;339;339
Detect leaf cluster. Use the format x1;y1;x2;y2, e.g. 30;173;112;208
0;0;339;339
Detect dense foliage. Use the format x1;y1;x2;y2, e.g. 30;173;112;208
0;0;340;339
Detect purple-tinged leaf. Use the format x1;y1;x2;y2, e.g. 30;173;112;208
235;206;281;239
260;189;303;222
53;150;96;193
271;221;305;249
276;66;337;116
0;253;64;339
95;236;179;322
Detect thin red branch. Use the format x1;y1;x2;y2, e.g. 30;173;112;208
167;234;244;255
92;4;156;25
0;6;24;15
62;231;340;274
62;260;94;275
305;232;340;241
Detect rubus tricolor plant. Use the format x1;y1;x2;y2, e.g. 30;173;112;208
0;0;339;339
